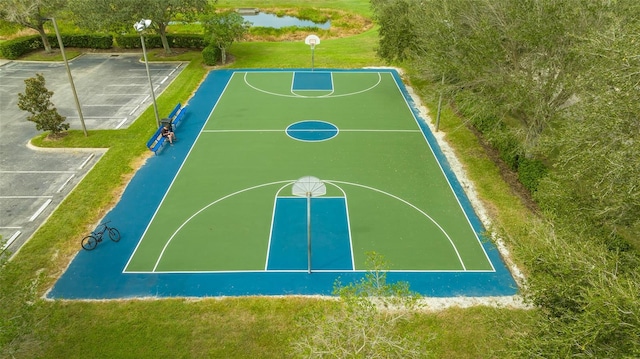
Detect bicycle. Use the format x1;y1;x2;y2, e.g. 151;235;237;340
81;221;120;250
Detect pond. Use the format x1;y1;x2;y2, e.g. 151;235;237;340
241;12;331;29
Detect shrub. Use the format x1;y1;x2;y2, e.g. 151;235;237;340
0;35;42;59
169;34;206;49
61;34;113;49
486;129;522;170
201;45;221;66
115;34;205;50
17;73;70;136
517;157;547;193
0;34;113;59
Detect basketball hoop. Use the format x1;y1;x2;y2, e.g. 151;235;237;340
293;176;326;273
305;34;320;49
305;35;320;70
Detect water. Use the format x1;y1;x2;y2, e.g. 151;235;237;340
242;13;330;29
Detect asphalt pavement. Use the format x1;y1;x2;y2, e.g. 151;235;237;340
0;53;185;256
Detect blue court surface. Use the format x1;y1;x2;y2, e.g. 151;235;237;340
292;71;333;91
47;68;518;299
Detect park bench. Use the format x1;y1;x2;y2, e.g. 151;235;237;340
146;103;188;155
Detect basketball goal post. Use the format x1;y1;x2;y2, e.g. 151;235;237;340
305;35;320;71
292;176;326;274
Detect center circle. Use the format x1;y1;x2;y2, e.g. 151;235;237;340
286;120;339;142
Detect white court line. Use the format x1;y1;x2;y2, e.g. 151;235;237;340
127;269;495;274
57;174;75;193
201;129;420;133
79;154;94;169
115;118;128;129
29;199;52;222
1;231;21;251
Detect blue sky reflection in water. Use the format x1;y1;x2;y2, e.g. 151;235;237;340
242;13;330;29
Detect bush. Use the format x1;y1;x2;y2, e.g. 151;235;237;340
169;34;206;49
485;129;522;170
54;34;113;49
115;34;161;49
517;157;547;193
201;45;221;66
470;114;503;133
0;35;42;59
115;34;206;50
0;34;113;59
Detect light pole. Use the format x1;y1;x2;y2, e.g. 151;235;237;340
134;19;161;128
48;17;88;136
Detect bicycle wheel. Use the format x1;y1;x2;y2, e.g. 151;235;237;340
81;235;98;250
108;227;121;242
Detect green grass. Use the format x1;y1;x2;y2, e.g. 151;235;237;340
1;2;540;358
19;49;83;61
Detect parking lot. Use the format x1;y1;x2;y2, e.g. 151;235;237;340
0;54;185;255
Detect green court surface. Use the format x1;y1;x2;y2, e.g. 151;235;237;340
127;71;491;273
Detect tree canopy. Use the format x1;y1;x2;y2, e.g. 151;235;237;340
202;10;249;64
373;0;640;356
68;0;212;53
0;0;68;52
17;73;70;136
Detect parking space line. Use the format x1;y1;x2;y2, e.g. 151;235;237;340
29;199;52;222
129;105;141;115
0;171;75;174
79;154;95;169
115;118;129;129
1;231;21;252
168;64;181;76
1;196;54;199
57;174;75;193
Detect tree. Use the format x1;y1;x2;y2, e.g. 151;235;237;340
372;0;594;149
0;0;68;53
535;2;640;248
202;10;249;64
291;252;428;358
370;0;418;62
68;0;212;53
17;73;70;136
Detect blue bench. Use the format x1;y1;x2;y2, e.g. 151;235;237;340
146;103;188;155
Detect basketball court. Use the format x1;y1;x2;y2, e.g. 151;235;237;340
48;69;517;299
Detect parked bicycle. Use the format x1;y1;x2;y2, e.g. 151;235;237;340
81;221;120;250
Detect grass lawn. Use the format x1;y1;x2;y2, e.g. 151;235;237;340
1;1;537;358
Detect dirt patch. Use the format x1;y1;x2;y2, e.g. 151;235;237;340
43;132;69;141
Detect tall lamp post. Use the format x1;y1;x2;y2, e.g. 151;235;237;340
134;19;161;128
48;17;88;136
